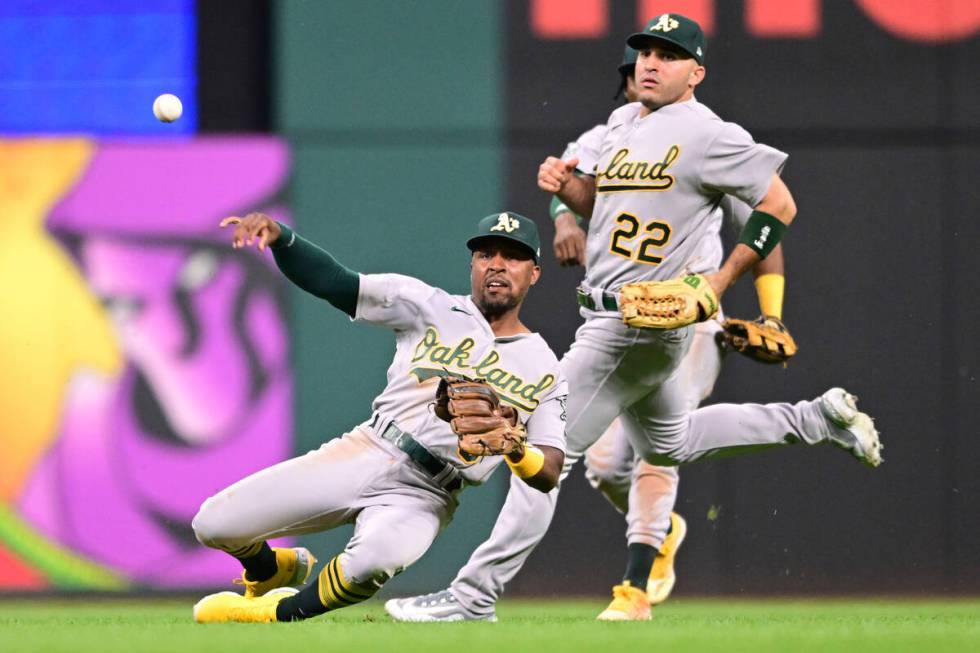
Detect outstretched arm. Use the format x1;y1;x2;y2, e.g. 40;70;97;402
220;213;360;317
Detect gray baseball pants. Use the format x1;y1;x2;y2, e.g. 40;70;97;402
192;425;457;587
451;316;834;614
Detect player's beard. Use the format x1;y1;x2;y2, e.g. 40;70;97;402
475;289;522;320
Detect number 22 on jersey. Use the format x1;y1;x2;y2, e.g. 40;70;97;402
608;212;672;265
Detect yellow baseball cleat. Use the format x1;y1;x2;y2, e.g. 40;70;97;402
596;581;651;621
193;587;297;623
647;512;687;604
237;547;317;598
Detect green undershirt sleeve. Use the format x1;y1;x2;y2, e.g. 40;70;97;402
549;194;584;225
270;223;360;317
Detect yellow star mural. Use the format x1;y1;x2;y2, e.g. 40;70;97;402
0;139;122;501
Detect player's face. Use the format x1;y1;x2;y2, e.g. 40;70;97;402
624;74;640;103
634;44;705;112
470;240;541;319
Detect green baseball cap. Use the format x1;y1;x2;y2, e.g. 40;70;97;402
467;212;541;260
618;44;639;76
627;13;706;65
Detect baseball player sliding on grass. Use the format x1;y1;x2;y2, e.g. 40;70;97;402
388;13;882;622
191;212;568;623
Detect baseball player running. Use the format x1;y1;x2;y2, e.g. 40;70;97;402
388;13;880;622
386;42;798;623
190;211;568;623
557;46;795;613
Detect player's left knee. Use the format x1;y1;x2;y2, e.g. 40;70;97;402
191;498;247;549
584;449;623;485
191;506;221;548
584;463;631;493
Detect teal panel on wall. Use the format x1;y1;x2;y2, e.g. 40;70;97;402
281;145;506;588
277;0;501;133
288;143;503;444
275;0;505;592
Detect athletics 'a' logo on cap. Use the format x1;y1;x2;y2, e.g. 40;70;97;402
650;14;680;32
490;213;519;233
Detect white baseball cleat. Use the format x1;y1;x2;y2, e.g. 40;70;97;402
384;590;497;622
819;388;883;467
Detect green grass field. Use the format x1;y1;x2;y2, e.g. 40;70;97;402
1;598;977;653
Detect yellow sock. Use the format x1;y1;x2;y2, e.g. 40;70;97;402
317;555;377;610
754;274;784;319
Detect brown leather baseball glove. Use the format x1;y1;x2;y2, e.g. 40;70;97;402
619;274;719;329
434;376;527;457
721;315;798;365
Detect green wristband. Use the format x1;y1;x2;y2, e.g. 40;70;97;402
549;195;583;225
738;210;786;258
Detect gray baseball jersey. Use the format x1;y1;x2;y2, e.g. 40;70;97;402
430;100;856;614
562;123;607;178
355;273;567;484
397;100;863;620
584;99;787;293
444;118;767;613
561;122;755;278
194;271;567;589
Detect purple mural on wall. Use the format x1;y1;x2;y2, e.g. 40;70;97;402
15;138;293;588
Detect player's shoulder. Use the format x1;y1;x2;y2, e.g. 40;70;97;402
577;123;608;144
606;102;643;130
526;332;561;365
563;123;608;170
360;272;441;302
500;332;561;367
682;97;723;120
669;98;727;132
694;99;757;134
673;98;755;145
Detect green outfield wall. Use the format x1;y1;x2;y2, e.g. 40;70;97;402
273;0;505;594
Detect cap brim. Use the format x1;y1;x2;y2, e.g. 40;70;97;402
626;32;701;63
466;234;538;260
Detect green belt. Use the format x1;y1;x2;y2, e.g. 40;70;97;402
376;420;463;492
576;289;619;311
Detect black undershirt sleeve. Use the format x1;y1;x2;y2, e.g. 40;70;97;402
270;223;360;318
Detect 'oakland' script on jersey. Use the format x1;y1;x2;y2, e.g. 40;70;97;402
355;273;567;484
583;99;788;295
410;327;556;411
596;145;679;192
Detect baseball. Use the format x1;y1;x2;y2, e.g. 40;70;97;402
153;93;183;123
